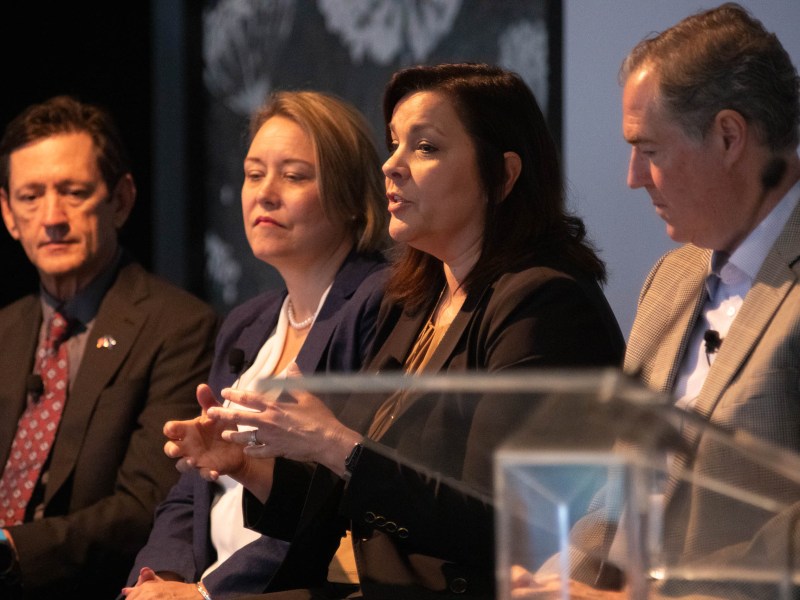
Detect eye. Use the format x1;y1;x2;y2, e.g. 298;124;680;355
245;171;264;182
283;171;311;183
416;141;437;155
387;140;399;155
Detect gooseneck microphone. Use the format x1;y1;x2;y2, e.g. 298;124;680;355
228;348;246;375
26;373;44;402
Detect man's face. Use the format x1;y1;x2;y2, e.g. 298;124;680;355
623;67;736;251
1;132;133;298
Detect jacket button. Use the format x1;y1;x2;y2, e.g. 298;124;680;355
449;577;467;594
364;512;376;524
397;527;409;538
384;521;397;533
374;515;386;527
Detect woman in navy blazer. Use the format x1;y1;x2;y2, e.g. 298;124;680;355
122;91;388;600
174;64;624;599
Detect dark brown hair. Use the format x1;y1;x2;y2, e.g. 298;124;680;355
0;95;131;192
382;63;605;311
620;2;800;152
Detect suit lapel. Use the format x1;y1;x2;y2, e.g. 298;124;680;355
45;263;149;501
691;199;800;426
625;248;710;393
0;298;41;465
297;252;377;373
422;285;487;374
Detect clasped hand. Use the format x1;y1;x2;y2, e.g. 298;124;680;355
163;364;360;486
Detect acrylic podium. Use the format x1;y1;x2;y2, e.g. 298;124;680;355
248;369;800;599
493;370;800;599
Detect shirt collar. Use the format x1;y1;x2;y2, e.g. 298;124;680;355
711;180;800;283
40;250;123;327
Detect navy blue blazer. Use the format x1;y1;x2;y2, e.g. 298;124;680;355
126;251;387;599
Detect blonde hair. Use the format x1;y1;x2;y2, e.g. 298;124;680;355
250;90;389;253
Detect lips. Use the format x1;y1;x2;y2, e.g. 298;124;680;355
254;216;284;228
387;192;409;213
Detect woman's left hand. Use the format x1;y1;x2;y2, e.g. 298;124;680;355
207;365;361;475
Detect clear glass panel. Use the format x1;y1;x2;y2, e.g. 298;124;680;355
255;369;800;599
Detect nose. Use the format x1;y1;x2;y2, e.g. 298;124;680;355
382;150;408;181
254;174;280;207
42;192;69;226
627;147;652;189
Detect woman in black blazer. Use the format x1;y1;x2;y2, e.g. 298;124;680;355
173;64;625;599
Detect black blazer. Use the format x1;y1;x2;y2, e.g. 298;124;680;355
243;254;625;599
0;257;218;599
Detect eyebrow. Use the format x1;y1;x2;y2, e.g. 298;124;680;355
243;157;314;168
388;121;447;137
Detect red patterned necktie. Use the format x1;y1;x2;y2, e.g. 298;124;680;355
0;311;70;526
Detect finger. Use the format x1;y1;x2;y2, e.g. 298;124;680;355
164;440;185;459
243;444;279;458
221;428;264;446
175;457;196;473
163;420;186;440
220;388;273;411
207;406;267;429
198;467;220;482
196;383;220;413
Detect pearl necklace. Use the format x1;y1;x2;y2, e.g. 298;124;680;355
287;298;316;330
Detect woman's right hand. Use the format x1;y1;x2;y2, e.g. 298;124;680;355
163;383;247;481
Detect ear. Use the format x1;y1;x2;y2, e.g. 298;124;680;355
0;188;20;241
714;109;747;167
110;173;136;229
501;151;522;200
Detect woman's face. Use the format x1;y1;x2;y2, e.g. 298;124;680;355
383;90;486;264
242;115;349;270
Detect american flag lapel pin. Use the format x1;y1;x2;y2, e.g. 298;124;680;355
96;335;117;349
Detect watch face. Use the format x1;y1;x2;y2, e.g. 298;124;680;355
345;443;363;472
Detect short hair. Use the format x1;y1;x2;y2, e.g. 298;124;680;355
250;90;389;254
620;2;800;152
382;63;605;311
0;95;131;192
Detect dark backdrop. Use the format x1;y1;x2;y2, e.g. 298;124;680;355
0;3;154;307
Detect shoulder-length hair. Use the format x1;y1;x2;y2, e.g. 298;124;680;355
382;63;605;312
250;90;389;253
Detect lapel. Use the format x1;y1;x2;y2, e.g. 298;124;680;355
0;297;41;465
296;251;378;373
625;247;710;393
690;198;800;432
45;262;150;502
666;199;800;504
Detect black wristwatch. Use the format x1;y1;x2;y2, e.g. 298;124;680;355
343;442;363;481
0;529;17;577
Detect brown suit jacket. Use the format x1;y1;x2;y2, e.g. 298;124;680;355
0;258;218;599
572;197;800;596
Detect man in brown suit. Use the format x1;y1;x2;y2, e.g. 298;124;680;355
515;4;800;599
0;96;217;598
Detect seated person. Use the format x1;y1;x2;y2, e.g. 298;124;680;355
123;90;388;599
0;96;217;599
166;63;625;599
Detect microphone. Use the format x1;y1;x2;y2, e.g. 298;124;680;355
228;348;245;374
703;330;722;355
26;374;44;402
